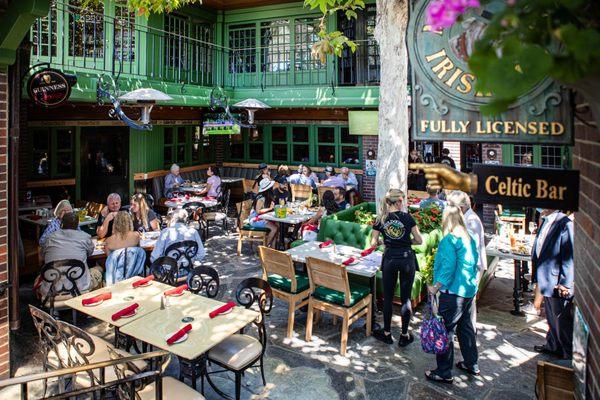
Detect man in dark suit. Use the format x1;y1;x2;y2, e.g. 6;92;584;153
532;209;574;359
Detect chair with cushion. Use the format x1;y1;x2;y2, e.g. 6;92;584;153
305;257;372;356
203;188;230;239
150;256;180;286
165;240;199;278
107;347;204;400
186;265;220;298
207;277;272;400
39;259;90;322
236;200;268;256
259;246;310;338
291;184;312;202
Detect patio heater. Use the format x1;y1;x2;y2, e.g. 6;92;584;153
232;98;271;125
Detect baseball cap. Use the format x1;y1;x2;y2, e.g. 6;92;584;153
258;162;268;170
325;166;335;174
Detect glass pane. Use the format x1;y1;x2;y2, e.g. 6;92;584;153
68;0;104;58
177;127;187;144
34;152;49;177
164;146;173;164
56;129;73;150
341;146;360;165
513;145;533;165
164;15;190;73
249;126;263;142
228;24;256;73
271;126;287;142
272;143;287;161
261;20;290;72
33;129;50;150
317;127;335;143
192;143;200;162
193;126;202;142
295;18;324;71
177;144;186;162
114;0;136;61
202;136;212;161
292;126;309;142
340;127;358;144
318;145;336;164
230;144;244;159
293;144;310;163
541;146;563;168
31;0;57;58
231;131;244;144
164;128;174;145
56;152;73;174
249;143;264;160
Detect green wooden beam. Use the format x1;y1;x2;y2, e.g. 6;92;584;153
0;0;50;65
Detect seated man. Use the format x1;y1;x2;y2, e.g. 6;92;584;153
253;162;271;190
333;187;351;210
164;163;185;198
419;186;446;211
321;166;346;188
338;167;359;205
288;165;303;184
273;175;292;204
96;193;122;239
150;209;206;263
38;212;102;300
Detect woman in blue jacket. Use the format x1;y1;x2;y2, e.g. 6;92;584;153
426;205;480;384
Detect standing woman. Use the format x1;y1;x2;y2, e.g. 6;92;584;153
130;194;160;233
426;205;480;384
371;189;423;346
248;178;279;247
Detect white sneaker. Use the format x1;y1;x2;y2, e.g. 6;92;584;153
522;302;541;316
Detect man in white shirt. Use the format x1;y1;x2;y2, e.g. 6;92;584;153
151;209;206;264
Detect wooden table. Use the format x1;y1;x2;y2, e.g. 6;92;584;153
18;202;52;213
88;237;157;264
259;211;316;250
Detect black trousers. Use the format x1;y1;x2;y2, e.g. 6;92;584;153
544;296;574;358
381;251;416;334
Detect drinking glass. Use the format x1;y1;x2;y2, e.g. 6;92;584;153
528;222;537;234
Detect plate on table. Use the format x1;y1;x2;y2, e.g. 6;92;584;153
167;291;185;297
164;332;188;344
214;308;233;316
83;299;104;307
135;281;152;288
120;308;138;318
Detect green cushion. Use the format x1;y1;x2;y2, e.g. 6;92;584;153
313;283;370;307
290;240;306;248
268;273;310;294
242;224;270;232
500;210;526;218
412;232;430;254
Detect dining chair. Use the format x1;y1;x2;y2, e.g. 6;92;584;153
291;184;312;202
236;200;268;256
317;186;334;205
184;202;208;240
242;178;257;196
105;247;147;286
206;277;273;400
165;240;199;278
39;259;89;322
186;265;220;298
305;257;372;356
258;246;310;338
150;256;180;286
107;347;205;400
203;188;231;239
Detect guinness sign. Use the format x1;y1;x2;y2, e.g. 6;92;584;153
408;0;573;145
27;68;76;107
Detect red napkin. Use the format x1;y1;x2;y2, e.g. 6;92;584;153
164;284;188;296
342;257;356;266
82;292;111;306
361;246;377;257
209;301;236;318
319;240;333;249
111;303;139;321
252;216;262;223
166;324;192;345
132;275;154;288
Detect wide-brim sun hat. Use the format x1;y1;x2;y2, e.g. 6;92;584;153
258;178;275;193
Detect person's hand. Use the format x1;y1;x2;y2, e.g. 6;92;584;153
533;284;543;310
101;206;109;217
106;211;118;222
409;163;477;193
555;285;571;298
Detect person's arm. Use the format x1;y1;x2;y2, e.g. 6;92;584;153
411;225;423;245
348;173;358;187
258;200;274;214
194;230;206;261
150;233;164;262
39;219;58;247
96;212;115;239
150;218;160;232
164;174;173;189
370;230;380;248
558;219;575;295
431;238;456;292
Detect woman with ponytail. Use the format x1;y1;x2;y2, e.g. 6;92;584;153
371;188;423;346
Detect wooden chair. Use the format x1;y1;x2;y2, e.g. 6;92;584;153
259;246;310;338
242;178;257;195
317;186;334;205
236;200;268;256
305;257;372;356
535;361;574;399
291;184;312;202
85;201;105;219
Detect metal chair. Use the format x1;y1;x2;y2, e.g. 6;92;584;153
39;259;89;322
186;265;220;298
206;277;273;400
150;256;180;286
203;188;231;239
165;240;199;278
184;202;207;239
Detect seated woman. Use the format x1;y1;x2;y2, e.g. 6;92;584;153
130;193;160;233
298;165;318;189
39;199;76;246
164;163;185;198
248;178;279;247
104;211;140;253
198;166;222;198
301;190;339;241
104;212;146;285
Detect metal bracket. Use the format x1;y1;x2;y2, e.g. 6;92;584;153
96;74;153;131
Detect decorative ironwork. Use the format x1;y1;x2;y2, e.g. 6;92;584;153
97;74;153;131
165;241;199;278
150;256;180;286
187;265;220;298
415;85;449;116
528;92;562;116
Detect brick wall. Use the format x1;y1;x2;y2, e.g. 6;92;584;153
572;98;600;399
361;135;378;202
0;68;9;379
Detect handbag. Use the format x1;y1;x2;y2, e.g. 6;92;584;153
420;294;450;355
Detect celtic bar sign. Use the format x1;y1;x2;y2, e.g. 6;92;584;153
408;0;573;144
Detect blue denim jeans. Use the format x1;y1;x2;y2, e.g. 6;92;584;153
434;292;479;379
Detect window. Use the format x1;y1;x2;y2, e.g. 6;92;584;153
294;18;323;71
365;5;380;84
541;146;563;169
271;126;289;162
31;0;57;59
68;0;104;58
191;23;214;85
261;20;290;73
292;126;310;163
31;128;74;179
165;15;190;79
513;145;534;165
230;131;245;160
114;0;136;62
317;127;336;164
164;127;175;166
32;129;51;178
340;127;360;166
229;24;256;73
192;127;214;163
248;126;265;161
55;129;74;176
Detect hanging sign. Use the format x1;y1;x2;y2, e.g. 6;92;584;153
408;0;573;144
472;164;579;210
202;113;241;135
27;68;76;107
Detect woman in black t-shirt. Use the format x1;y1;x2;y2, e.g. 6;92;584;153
371;188;423;346
130;194;160;233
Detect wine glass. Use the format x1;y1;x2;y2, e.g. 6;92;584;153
528;222;537;234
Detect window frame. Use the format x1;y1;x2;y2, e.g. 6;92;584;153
30;127;75;180
503;144;572;169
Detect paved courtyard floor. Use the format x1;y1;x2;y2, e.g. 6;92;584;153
4;229;567;399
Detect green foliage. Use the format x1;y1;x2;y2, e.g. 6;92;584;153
469;0;600;114
81;0;202;16
354;209;376;226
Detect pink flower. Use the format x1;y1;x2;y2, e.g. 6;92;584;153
426;0;480;31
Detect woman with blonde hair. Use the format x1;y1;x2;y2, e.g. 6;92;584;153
39;199;75;246
426;205;480;384
104;211;146;285
104;211;140;254
130;193;160;233
371;188;423;346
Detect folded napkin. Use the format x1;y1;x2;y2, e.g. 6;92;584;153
209;301;236;318
319;240;333;249
166;324;192;345
132;275;154;288
111;303;139;321
342;257;356;266
164;284;188;296
82;292;111;306
361;246;377;257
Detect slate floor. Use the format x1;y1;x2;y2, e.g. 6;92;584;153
4;227;567;399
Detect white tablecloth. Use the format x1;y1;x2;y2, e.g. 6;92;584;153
486;234;534;262
259;211;315;225
164;197;219;209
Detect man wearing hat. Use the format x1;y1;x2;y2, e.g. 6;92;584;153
273;175;292;204
248;178;279;247
253;162;271;190
321;166;346;188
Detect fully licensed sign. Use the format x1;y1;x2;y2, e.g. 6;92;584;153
408;0;572;144
472;164;579;210
27;68;76;107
